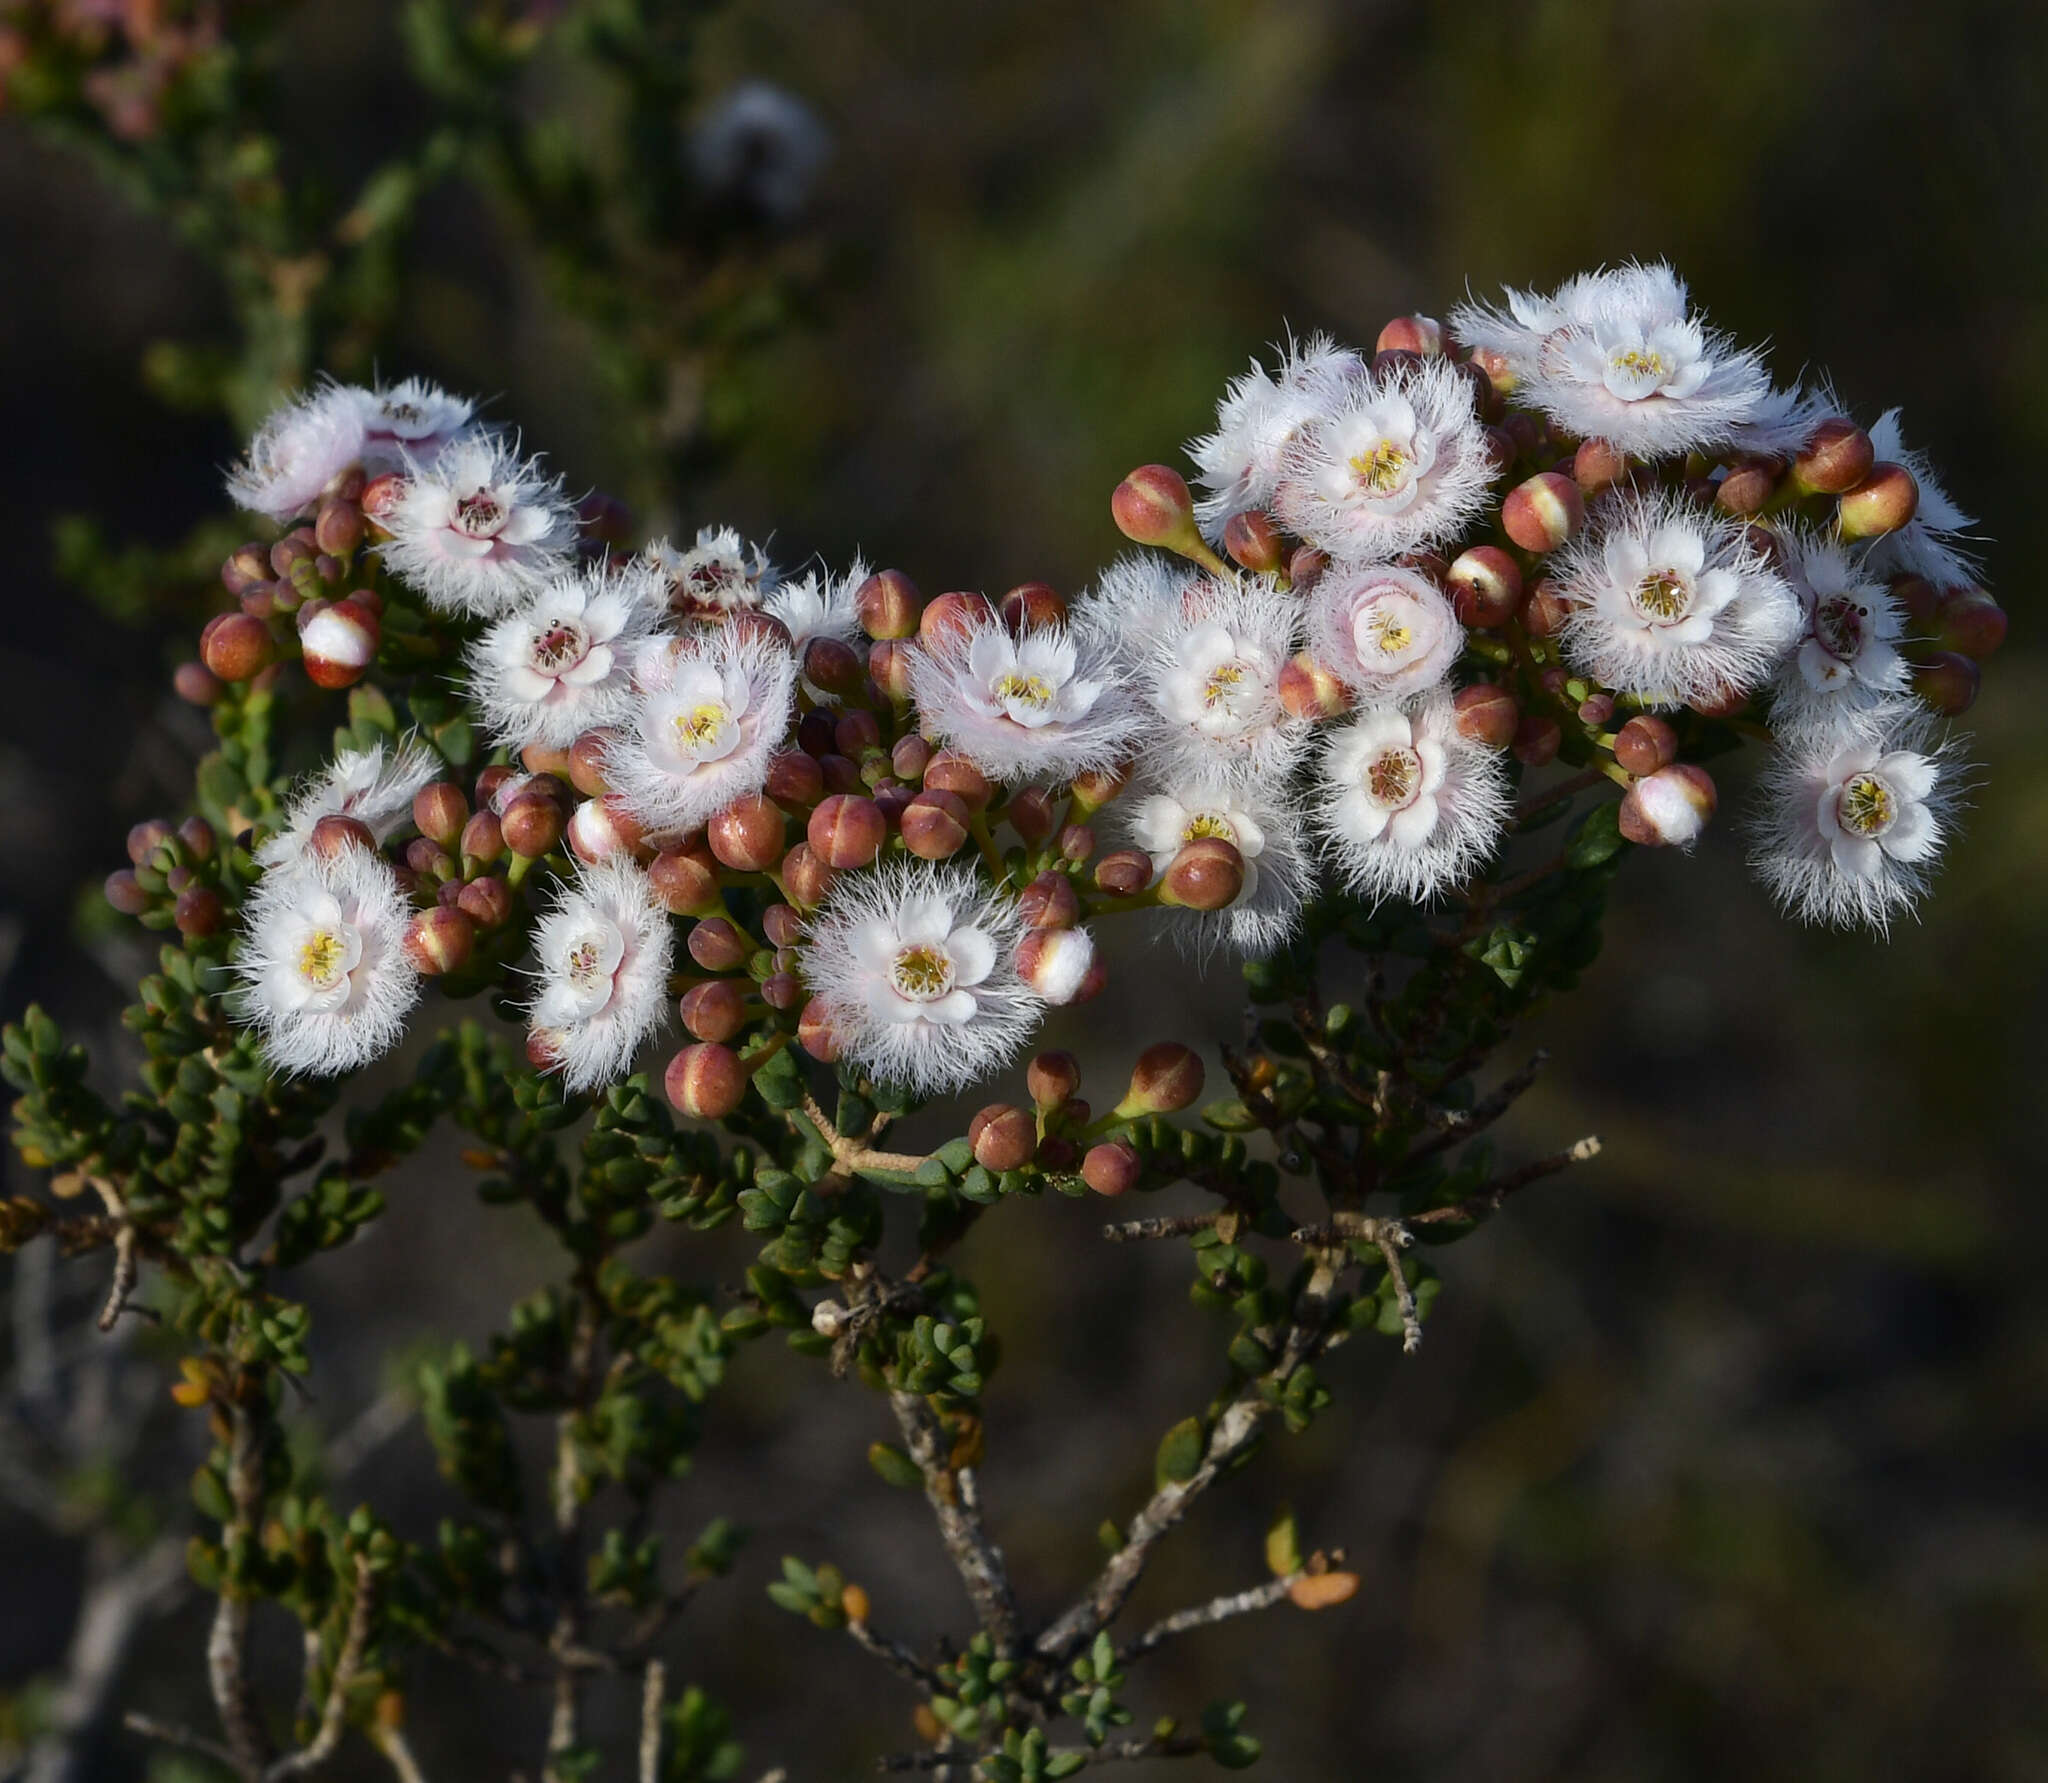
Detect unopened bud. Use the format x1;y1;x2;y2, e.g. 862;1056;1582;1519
1122;1041;1203;1114
361;472;406;527
1836;463;1918;539
1059;822;1096;863
308;814;375;859
855;569;922;639
1889;574;1940;629
867;638;918;701
708;794;785;871
891;734;932;781
221;542;271;596
803;635;865;697
526;1027;567;1072
680;979;750;1042
1017;870;1080;930
1911;650;1980;715
999;580;1067;633
412;782;467;850
1612;714;1678;775
779;842;837;909
299;596;379;689
761;971;803;1011
405;836;455;881
920;591;996;648
1934;587;2006;660
764;749;825;811
970;1104;1037;1172
314;499;365;556
819;753;863;796
1223;509;1286;576
1287;545;1330;593
404;906;475;974
834;709;882;756
519;745;574;784
807;794;885;869
796;999;844;1062
502;794;564;860
1687;680;1749;720
1068;762;1130;815
1791;419;1875;496
901;788;971;860
567;797;632;863
1278;651;1352;720
687;918;749;972
1512;715;1561;767
1081;1140;1142;1197
173;885;224;938
1501;471;1585;553
1521;578;1571;638
1446;545;1523;628
1160;837;1244;910
1028;1051;1081;1111
1618;763;1716;847
177;815;216;861
1573;437;1628;499
1375;313;1444;356
1453;682;1519;748
1715;459;1778;516
558;730;611;797
1006;786;1056;845
730;610;793;654
456;876;513;928
1093;849;1152;896
200;612;276;682
924;751;992;813
104;869;148;916
173;661;225;706
1111;464;1205;557
665;1043;748;1120
126;819;173;867
460;810;505;865
1016;926;1096;1003
1577;690;1616;727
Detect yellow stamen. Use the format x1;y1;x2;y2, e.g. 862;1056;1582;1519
1631;570;1691;623
891;943;954;1000
1367;747;1420;806
1182;812;1236;843
1839;774;1896;836
674;702;731;748
297;928;346;989
994;672;1054;709
1347;440;1410;494
1202;663;1246;708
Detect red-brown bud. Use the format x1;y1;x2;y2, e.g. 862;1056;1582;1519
1446;545;1523;628
665;1043;747;1119
1501;472;1585;553
649;842;721;915
924;751;992;814
1081;1139;1142;1197
1017;870;1081;930
361;472;406;527
1687;680;1749;720
807;794;885;869
502;794;564;860
1278;651;1352;720
519;744;574;783
200;612;276;683
891;734;933;781
920;591;997;648
1572;437;1629;500
526;1027;567;1073
1453;682;1519;748
1122;1041;1203;1114
778;842;837;909
687;918;749;972
1006;787;1056;845
680;979;749;1043
412;782;467;850
173;885;224;938
1068;762;1130;815
221;542;271;596
1613;714;1679;775
1791;419;1875;496
104;869;148;916
1222;509;1286;576
761;972;803;1011
1059;822;1096;863
566;797;632;863
314;499;365;557
1911;650;1980;715
177;815;216;861
308;814;376;859
1093;849;1153;896
404;906;475;974
405;836;455;880
756;903;800;948
1836;463;1919;540
970;1104;1037;1173
1160;837;1244;910
1016;927;1097;1003
298;596;378;689
1618;763;1717;847
126;819;172;867
1577;691;1615;727
816;754;862;796
763;749;825;811
803;636;865;698
456;876;514;928
1934;587;2006;660
834;710;882;757
867;638;918;702
560;730;612;798
1375;313;1444;356
460;810;505;865
173;661;225;706
1287;545;1330;593
1512;715;1562;767
1111;464;1204;556
708;794;786;872
730;610;793;654
900;788;971;861
1028;1050;1081;1111
855;569;922;640
1521;578;1571;638
1715;459;1778;516
999;581;1067;633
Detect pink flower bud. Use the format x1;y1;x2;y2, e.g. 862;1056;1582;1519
456;876;514;929
1278;651;1352;720
567;797;632;863
1222;510;1286;576
681;979;749;1042
1573;437;1628;499
1287;545;1330;592
1017;926;1095;1003
1836;463;1919;539
526;1027;568;1072
807;794;886;869
796;999;844;1062
761;971;802;1011
1791;419;1875;496
173;885;224;938
1160;837;1244;910
779;841;837;909
404;906;475;975
665;1043;747;1119
406;836;455;881
1068;763;1130;814
126;819;172;867
999;580;1067;633
564;730;613;797
970;1104;1037;1172
687;917;749;972
460;810;505;865
1082;1140;1142;1197
1123;1041;1203;1114
924;751;992;814
765;749;825;811
1911;650;1980;715
1453;682;1519;748
867;638;918;702
901;788;971;860
1111;464;1203;554
1618;763;1717;847
1375;313;1444;356
412;782;468;850
891;734;932;780
298;596;379;689
1092;849;1152;896
1934;587;2006;660
1512;716;1561;767
104;870;148;916
1006;787;1056;845
1017;870;1080;930
174;661;224;706
502;794;564;860
920;591;997;648
1059;822;1095;863
855;569;923;640
730;609;793;653
1446;545;1523;628
1612;715;1678;775
520;742;575;781
1028;1050;1081;1110
708;794;786;871
1521;578;1571;638
314;498;365;556
200;612;276;683
1715;459;1778;516
220;542;270;596
1577;691;1616;727
1501;471;1586;553
803;636;864;697
309;814;376;859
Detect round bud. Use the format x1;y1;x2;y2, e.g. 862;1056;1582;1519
729;610;793;654
221;542;271;595
1612;714;1679;776
1572;437;1628;499
1836;463;1919;540
1687;680;1749;720
308;814;376;859
177;815;216;861
298;596;379;690
680;979;749;1043
126;819;173;867
1500;412;1545;459
1124;1041;1204;1114
406;836;455;881
1715;459;1777;516
1446;545;1523;628
1375;313;1444;356
970;1104;1037;1173
1934;587;2006;660
752;906;799;951
526;1028;567;1073
797;999;844;1062
778;842;837;910
460;810;505;865
1160;837;1244;910
173;661;225;706
1501;471;1586;553
1081;1140;1142;1198
200;612;276;683
520;744;575;783
818;754;863;797
404;906;475;974
687;918;749;973
1512;715;1562;767
173;885;223;938
314;499;365;557
1911;649;1980;715
901;788;971;861
708;794;786;872
104;869;148;916
665;1044;747;1120
1618;763;1717;847
1889;574;1940;629
1791;418;1875;496
855;569;922;640
1006;787;1056;845
796;710;838;759
502;794;564;860
919;591;997;648
1016;927;1096;1004
1452;682;1519;749
1287;545;1330;593
1059;822;1096;863
563;730;613;797
1093;849;1152;896
807;794;885;869
360;472;407;527
923;751;992;814
1017;870;1080;930
1222;509;1286;576
271;535;316;580
891;734;933;781
834;709;882;757
1111;464;1202;553
474;763;517;809
765;749;825;811
567;797;632;864
999;581;1067;633
803;636;865;698
413;782;468;850
648;843;720;915
1028;1051;1081;1111
761;971;803;1011
1577;691;1615;727
1278;651;1352;720
1068;763;1130;815
454;876;512;928
1521;577;1571;638
867;638;918;702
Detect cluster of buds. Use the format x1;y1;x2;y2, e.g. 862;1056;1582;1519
118;265;1996;1106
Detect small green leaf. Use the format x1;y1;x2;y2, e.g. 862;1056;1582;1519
1154;1416;1205;1488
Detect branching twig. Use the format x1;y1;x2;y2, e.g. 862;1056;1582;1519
1409;1136;1603;1228
85;1176;138;1332
845;1614;945;1693
265;1552;375;1779
880;1732;1206;1771
1117;1566;1313;1663
1409;1049;1549;1162
888;1388;1021;1655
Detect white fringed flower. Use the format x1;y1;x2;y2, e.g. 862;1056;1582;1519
1307;564;1462;704
1865;409;1981;591
350;376;477;472
257;738;442;868
1724;379;1840;458
235;846;419;1076
1127;778;1309;959
605;624;797;836
524;857;674;1093
910;614;1141;785
1080;553;1209;662
379;434;579;617
799;860;1039;1096
1769;532;1908;741
1138;573;1309;788
1318;695;1509;904
1451;262;1771;458
1273;355;1492;561
1749;722;1958;932
767;556;869;695
226;385;367;525
1553;492;1800;708
468;565;660;753
643;525;778;622
1187;333;1363;537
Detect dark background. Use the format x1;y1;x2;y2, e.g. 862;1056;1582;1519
3;1;2045;1777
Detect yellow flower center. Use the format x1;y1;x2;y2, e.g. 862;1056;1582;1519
673;702;731;749
1631;570;1691;624
297;927;348;991
1182;812;1237;844
1202;662;1247;708
567;937;608;989
994;672;1054;710
1612;347;1668;380
1839;773;1896;837
1364;608;1415;656
890;942;955;1001
1367;746;1421;807
1347;440;1411;494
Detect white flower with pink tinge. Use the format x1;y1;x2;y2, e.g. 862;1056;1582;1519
1138;572;1308;790
799;861;1040;1096
257;738;442;869
349;376;477;472
470;567;658;752
226;385;367;525
1769;532;1908;743
380;433;578;617
1307;564;1462;705
642;525;778;622
1126;776;1308;959
524;857;673;1093
1186;332;1363;539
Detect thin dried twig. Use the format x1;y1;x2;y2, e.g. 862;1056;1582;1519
638;1660;666;1783
1117;1567;1312;1663
889;1389;1022;1655
1099;1212;1219;1244
265;1553;375;1780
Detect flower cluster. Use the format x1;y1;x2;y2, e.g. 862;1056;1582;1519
159;271;1999;1108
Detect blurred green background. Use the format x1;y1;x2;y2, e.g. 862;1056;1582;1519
3;1;2045;1777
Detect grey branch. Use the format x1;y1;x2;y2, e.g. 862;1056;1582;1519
265;1553;375;1780
888;1389;1022;1655
846;1615;945;1692
638;1660;666;1783
1117;1568;1307;1664
1409;1049;1550;1162
1099;1212;1219;1244
880;1732;1205;1771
